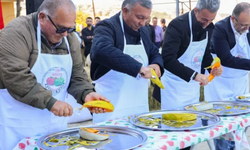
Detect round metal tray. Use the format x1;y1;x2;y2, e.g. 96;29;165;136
37;125;147;150
185;101;250;116
130;110;220;131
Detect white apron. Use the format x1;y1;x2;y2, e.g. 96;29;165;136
204;32;250;101
92;12;149;123
160;11;208;110
0;20;72;150
66;93;92;123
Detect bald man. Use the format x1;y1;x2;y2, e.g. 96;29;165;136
0;0;108;149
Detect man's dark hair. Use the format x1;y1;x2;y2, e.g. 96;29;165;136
161;19;166;24
95;16;101;20
86;17;93;20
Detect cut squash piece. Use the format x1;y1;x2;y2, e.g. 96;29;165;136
81;100;114;112
150;68;164;89
79;128;109;141
162;113;197;121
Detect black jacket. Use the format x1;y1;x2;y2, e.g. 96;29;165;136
153;10;214;102
90;12;164;81
81;26;94;57
146;24;155;43
210;16;250;70
162;10;214;82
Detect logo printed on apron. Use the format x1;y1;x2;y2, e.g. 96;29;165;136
236;51;247;59
42;67;68;96
192;49;203;68
133;55;145;66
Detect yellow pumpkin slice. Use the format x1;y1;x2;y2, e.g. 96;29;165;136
81;100;114;112
162;113;197;121
79;128;109;141
150;68;164;89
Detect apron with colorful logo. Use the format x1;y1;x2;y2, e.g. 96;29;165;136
161;11;208;110
0;20;72;150
92;12;149;123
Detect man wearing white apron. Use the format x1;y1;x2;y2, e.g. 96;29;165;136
205;3;250;102
90;0;164;123
0;0;107;149
204;4;250;149
155;0;223;112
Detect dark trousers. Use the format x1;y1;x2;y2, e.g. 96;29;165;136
214;139;235;150
154;42;161;48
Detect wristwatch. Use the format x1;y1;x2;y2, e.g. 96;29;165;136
192;72;198;80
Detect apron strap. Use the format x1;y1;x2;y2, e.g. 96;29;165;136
119;12;143;51
188;11;193;43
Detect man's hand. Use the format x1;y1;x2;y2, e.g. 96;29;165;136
84;92;110;114
50;100;73;117
211;66;223;76
148;64;161;77
139;66;152;79
194;74;209;86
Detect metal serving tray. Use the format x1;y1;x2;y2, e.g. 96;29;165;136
130;110;220;131
185;101;250;116
37;125;147;150
235;93;250;102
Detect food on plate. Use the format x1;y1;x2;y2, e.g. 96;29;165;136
79;127;109;141
162;113;197;121
136;114;197;128
43;136;99;149
162;119;197;128
238;96;250;99
150;68;165;89
187;102;250;115
161;113;197;128
185;102;213;111
80;100;114;112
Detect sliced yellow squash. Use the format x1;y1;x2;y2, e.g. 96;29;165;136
79;128;109;141
162;113;197;121
150;68;164;89
81;100;114;112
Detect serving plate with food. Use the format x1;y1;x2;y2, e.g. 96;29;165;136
37;126;147;150
235;93;250;102
185;101;250;116
129;110;220;131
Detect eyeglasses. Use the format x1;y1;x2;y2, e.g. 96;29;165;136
234;17;250;28
47;15;76;33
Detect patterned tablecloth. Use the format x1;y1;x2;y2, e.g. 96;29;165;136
13;95;250;150
13;113;250;150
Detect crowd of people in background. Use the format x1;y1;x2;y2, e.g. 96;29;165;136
2;0;250;149
79;15;167;60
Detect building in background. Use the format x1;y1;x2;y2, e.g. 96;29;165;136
1;0;25;27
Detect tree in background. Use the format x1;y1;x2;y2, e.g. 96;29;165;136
16;0;21;17
76;5;90;32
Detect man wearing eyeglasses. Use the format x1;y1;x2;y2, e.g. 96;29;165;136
0;0;109;149
205;2;250;101
204;2;250;150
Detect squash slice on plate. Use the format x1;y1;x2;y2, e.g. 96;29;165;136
79;128;109;141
